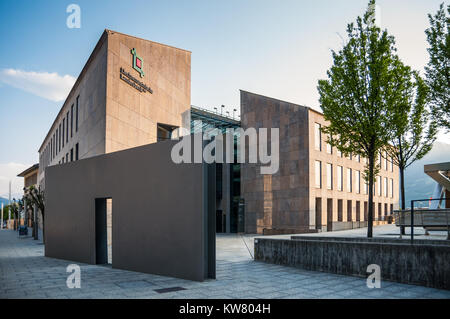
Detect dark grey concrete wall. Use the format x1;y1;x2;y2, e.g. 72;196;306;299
45;138;215;282
255;238;450;289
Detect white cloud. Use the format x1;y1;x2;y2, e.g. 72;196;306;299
0;68;75;102
0;162;31;200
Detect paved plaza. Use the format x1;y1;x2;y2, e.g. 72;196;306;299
1;227;449;299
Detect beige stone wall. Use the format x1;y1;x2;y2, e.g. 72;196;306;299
240;91;400;234
240;91;310;234
38;30;191;190
104;30;191;153
308;109;400;230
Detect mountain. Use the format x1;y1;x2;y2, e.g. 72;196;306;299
0;197;10;207
403;141;450;207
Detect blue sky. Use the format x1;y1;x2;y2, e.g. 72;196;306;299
0;0;448;197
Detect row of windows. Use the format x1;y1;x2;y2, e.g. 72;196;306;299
40;96;80;169
315;197;394;225
314;123;394;172
57;143;79;164
314;161;394;198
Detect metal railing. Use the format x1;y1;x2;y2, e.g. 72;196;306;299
393;199;450;242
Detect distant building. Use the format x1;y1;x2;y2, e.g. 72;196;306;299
17;164;39;189
240;90;399;234
17;163;39;227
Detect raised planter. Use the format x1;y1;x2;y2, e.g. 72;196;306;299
254;237;450;290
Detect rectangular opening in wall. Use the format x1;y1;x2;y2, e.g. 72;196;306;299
347;200;352;222
356;201;361;222
315;197;322;230
95;198;112;265
327;198;333;231
364;201;368;220
338;199;343;222
157;123;178;142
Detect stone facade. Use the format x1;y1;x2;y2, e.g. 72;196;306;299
240;91;399;234
38;30;191;188
240;91;310;234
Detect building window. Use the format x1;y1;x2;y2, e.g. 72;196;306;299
326;163;333;190
377;176;382;196
75;143;79;160
337;166;343;191
56;128;58;155
384;151;388;170
357;154;360;162
384;177;388;197
356;170;361;194
66;112;69;142
348;152;352;161
71;104;74;137
315;160;322;188
62;119;65;148
347;168;352;193
326;135;332;154
338;199;343;222
390;178;393;198
157;123;178;142
50;137;53;160
76;96;79;132
59;123;61;152
314;123;321;151
347;200;352;221
364;180;368;195
66;153;68;163
390;156;394;172
70;148;73;162
337;149;342;157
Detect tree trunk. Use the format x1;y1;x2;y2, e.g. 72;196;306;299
33;205;38;240
399;166;406;235
367;151;375;238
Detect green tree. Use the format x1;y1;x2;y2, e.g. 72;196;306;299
25;185;45;242
425;3;450;131
385;70;437;214
317;0;404;237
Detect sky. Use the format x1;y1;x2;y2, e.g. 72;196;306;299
0;0;448;198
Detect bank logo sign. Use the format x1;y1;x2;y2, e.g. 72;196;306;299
131;48;144;78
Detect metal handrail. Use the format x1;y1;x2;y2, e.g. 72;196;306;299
395;199;450;243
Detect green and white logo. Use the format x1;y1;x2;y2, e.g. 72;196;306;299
131;48;144;78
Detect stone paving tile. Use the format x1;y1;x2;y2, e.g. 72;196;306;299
1;229;450;299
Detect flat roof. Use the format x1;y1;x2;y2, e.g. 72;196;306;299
17;164;39;177
239;89;322;115
424;162;450;190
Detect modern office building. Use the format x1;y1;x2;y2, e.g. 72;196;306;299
37;30;399;236
38;29;191;188
240;91;399;234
